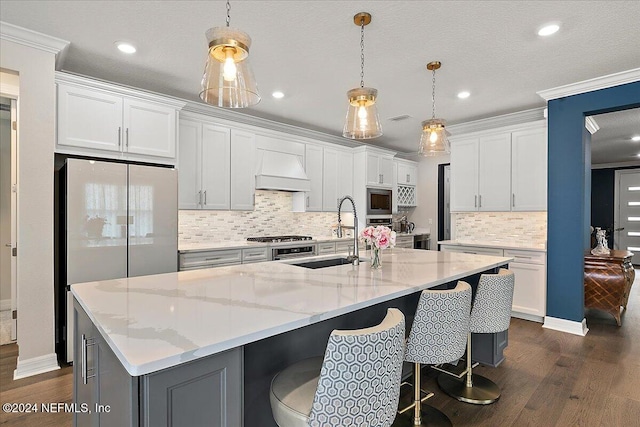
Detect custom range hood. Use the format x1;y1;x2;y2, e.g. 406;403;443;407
255;150;311;192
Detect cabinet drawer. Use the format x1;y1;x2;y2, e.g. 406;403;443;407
440;245;504;257
335;241;355;253
242;247;270;264
503;249;545;265
179;249;242;270
317;242;336;254
395;235;414;249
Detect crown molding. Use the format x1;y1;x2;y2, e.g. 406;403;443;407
447;107;546;137
183;100;360;149
0;21;69;69
585;116;600;135
56;71;186;109
537;68;640;101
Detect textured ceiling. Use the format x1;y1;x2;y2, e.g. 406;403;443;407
1;0;639;156
590;109;640;166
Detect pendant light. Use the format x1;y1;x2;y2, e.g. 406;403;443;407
419;61;450;156
200;0;260;108
343;12;383;140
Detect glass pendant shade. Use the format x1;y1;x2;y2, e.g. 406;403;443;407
200;26;260;108
419;118;450;156
343;87;383;139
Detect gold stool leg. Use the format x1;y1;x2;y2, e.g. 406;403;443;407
437;333;501;405
394;363;452;427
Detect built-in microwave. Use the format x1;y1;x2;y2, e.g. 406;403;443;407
367;188;392;216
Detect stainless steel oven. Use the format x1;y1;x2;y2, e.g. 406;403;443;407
367;188;392;216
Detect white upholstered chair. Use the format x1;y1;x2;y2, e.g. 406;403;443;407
437;268;515;405
269;308;405;427
396;281;472;427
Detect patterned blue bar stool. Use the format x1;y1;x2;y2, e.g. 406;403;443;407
269;308;405;427
437;268;515;405
396;281;472;427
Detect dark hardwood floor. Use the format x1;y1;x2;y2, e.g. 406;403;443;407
1;278;638;427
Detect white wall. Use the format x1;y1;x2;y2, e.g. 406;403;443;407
410;154;450;235
0;39;57;368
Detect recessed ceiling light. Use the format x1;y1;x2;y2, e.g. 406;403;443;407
632;135;640;142
272;91;285;99
457;91;470;99
116;42;137;54
538;24;560;37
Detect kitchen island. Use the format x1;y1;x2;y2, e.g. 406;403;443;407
71;249;511;426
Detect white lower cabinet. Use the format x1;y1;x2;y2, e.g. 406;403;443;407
440;244;546;322
504;249;546;322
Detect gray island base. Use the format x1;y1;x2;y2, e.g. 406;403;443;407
72;250;510;426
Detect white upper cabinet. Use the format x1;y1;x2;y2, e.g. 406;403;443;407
323;147;353;212
123;98;177;159
178;117;230;210
56;75;183;164
450;137;479;211
396;161;418;186
477;133;511;211
366;152;394;187
450;121;546;212
511;127;547;211
305;144;324;212
230;129;256;211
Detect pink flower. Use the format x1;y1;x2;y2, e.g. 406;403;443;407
359;225;395;250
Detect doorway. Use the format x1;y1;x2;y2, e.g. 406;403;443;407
437;163;451;241
615;169;640;264
0;95;17;344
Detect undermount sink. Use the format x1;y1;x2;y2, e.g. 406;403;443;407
291;257;352;269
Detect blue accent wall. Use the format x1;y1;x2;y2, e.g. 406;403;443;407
547;81;640;322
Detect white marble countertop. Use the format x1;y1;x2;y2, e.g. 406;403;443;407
179;236;356;252
71;249;511;377
438;240;547;252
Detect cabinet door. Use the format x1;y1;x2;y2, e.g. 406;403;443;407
478;133;511;211
230;129;256;210
407;163;418;186
123;99;177;159
380;156;394;186
178;119;202;209
305;144;324;211
323;148;339;212
58;84;123;152
366;153;380;185
511;128;547;211
509;262;546;320
338;150;354;200
201;124;230;210
450;137;479;211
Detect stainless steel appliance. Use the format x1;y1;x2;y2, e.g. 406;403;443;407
366;188;392;216
246;236;316;260
56;158;178;363
366;216;393;227
414;234;431;250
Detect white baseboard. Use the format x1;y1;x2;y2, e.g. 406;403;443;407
13;353;60;380
0;299;11;311
542;316;589;336
512;311;544;324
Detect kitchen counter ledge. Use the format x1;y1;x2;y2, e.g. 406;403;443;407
71;249;511;377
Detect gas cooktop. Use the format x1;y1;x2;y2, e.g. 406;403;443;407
246;235;313;243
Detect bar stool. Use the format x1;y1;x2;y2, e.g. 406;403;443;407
437;268;515;405
269;308;405;427
396;281;472;427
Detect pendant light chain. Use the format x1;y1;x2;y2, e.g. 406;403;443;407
360;18;365;88
431;67;437;119
226;0;231;27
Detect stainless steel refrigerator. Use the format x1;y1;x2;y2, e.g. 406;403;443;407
57;158;177;363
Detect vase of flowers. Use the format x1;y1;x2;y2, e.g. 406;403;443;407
359;225;396;269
